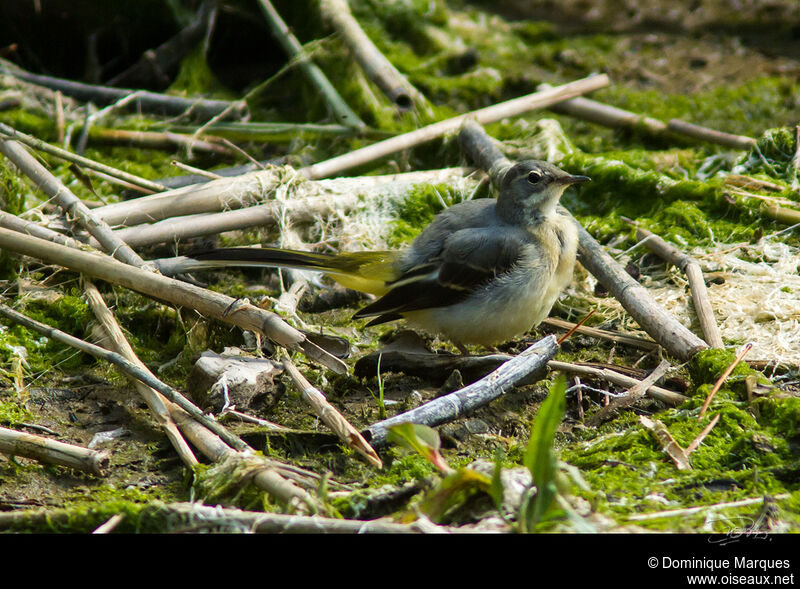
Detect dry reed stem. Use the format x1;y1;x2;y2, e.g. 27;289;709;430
542;317;658;351
667;118;756;150
586;359;671;426
0;425;110;474
320;0;426;111
0;122;168;193
0;301;251;452
0;136;150;270
301;74;609;180
255;0;365;129
282;357;382;468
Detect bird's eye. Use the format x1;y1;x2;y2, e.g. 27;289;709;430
527;171;542;184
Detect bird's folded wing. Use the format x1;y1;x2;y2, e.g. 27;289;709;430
354;228;528;322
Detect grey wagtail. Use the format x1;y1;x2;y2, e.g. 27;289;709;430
165;160;589;351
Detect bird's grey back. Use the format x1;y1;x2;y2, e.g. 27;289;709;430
401;199;503;269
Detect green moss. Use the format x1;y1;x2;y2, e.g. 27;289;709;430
689;348;758;388
755;396;800;439
0;294;94;374
735;127;800;182
388;182;468;246
0;399;32;425
168;46;236;99
367;451;437;487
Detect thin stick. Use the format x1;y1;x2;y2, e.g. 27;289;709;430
54;90;65;144
365;335;559;447
0;425;110;474
667;119;756;150
543;86;756;150
698;343;752;418
634;226;724;348
171;121;367;138
87;128;234;157
0;122;168;193
0;227;346;374
542;317;658;351
457;118;708;361
171;160;223;180
0;63;247;120
685;414;721;455
255;0;365;129
0;209;83;249
282;357;382;468
301;74;609;180
626;494;791;522
544;88;668;137
556;309;596;345
83;278;198;468
320;0;425;111
0;302;251;452
547;360;686;405
0;137;151;270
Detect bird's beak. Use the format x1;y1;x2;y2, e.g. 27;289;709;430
561;174;591;186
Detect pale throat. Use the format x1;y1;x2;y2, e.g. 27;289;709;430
521;189;564;226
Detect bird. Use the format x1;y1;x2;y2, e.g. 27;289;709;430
164;160;590;353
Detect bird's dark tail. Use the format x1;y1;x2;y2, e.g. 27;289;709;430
155;247;398;296
189;247;337;271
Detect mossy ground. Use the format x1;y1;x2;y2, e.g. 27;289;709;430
1;0;799;532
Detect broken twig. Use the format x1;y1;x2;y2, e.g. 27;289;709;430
547;360;686;405
320;0;425;111
586;360;671;426
699;343;752;418
365;335;558;447
634;225;724;348
667;119;756;150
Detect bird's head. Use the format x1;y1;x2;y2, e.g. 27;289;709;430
497;160;590;224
